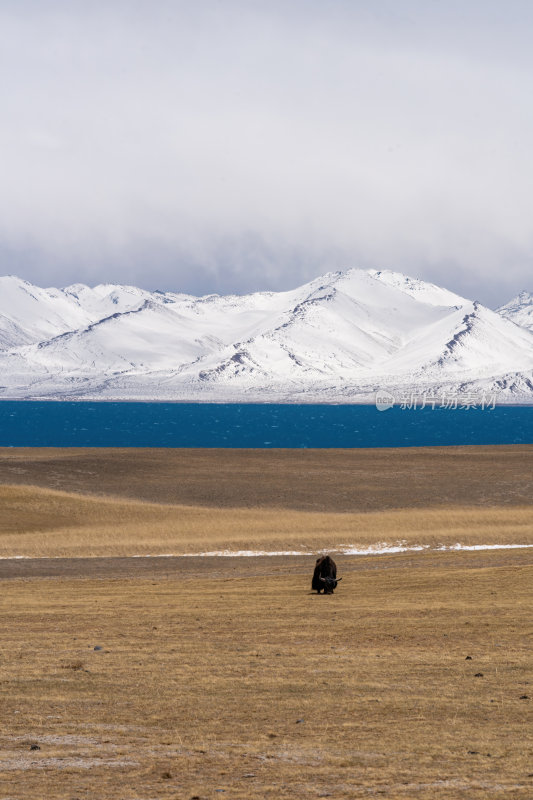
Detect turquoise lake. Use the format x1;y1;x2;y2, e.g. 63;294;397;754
0;401;532;447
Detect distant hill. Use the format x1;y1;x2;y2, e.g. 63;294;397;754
0;270;532;402
497;290;533;333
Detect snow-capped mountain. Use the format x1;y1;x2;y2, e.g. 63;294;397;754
0;270;532;402
0;276;151;350
497;290;533;333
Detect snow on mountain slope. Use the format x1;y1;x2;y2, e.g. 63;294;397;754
60;282;154;319
497;290;533;332
0;314;35;350
385;302;533;377
192;269;467;385
0;276;157;351
29;300;226;373
27;285;311;375
0;276;93;348
367;269;467;307
1;269;533;402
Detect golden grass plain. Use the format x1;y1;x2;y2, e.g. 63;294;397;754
0;447;532;798
1;558;532;799
0;483;532;558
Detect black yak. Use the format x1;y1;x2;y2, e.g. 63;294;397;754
312;554;342;594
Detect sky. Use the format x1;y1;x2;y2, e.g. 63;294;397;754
1;0;533;307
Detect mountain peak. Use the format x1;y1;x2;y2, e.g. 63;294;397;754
366;269;468;307
0;274;33;287
497;289;533;332
517;289;533;303
0;272;532;401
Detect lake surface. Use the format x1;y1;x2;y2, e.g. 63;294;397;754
0;401;532;447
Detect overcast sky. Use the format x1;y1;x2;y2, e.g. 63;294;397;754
1;0;533;306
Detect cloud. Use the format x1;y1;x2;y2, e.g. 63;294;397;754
1;0;533;305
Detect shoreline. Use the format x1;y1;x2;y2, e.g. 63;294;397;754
1;397;533;406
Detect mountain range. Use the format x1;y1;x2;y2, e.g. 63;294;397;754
0;270;532;403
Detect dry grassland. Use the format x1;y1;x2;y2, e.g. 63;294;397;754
0;446;532;798
0;445;532;512
1;555;532;799
0;484;532;558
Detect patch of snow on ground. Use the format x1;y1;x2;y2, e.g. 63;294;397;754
1;543;532;559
